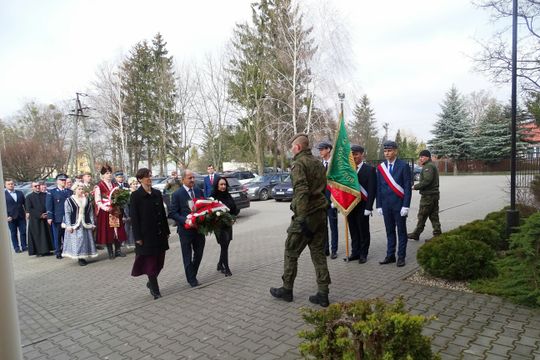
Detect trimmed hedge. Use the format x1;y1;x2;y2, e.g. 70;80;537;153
298;297;440;359
417;234;497;280
445;219;503;251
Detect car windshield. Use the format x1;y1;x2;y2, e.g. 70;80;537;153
284;176;291;182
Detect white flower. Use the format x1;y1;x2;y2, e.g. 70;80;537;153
216;211;222;217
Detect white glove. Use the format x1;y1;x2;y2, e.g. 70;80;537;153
364;210;372;216
400;207;409;217
330;202;335;209
377;208;383;216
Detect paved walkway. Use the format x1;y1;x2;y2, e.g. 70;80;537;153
12;176;540;359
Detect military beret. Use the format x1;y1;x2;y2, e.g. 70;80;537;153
383;140;398;149
55;173;68;180
419;149;431;158
317;141;333;150
350;144;364;153
114;171;124;177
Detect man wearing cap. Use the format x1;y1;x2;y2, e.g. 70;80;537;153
376;140;412;267
46;173;73;259
317;141;339;259
270;134;331;307
114;171;129;189
408;150;441;241
347;145;376;263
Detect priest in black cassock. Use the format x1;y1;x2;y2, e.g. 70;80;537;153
25;181;53;256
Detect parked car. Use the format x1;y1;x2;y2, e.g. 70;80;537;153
221;176;250;211
245;173;289;201
222;170;256;184
271;175;293;201
413;164;422;181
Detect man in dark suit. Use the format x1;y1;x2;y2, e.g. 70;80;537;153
376;140;412;267
46;173;73;259
4;179;27;253
346;145;376;264
203;165;220;198
318;141;338;259
169;169;206;287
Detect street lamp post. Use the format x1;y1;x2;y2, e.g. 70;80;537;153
507;0;520;236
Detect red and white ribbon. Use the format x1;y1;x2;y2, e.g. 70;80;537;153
377;163;404;199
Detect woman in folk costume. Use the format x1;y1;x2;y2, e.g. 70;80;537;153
61;182;98;266
122;177;139;249
95;164;127;259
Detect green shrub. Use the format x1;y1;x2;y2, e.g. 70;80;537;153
446;219;503;251
471;212;540;308
484;204;538;245
298;297;440;360
530;174;540;204
417;235;497;280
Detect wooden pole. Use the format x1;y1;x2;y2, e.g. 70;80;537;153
344;215;349;260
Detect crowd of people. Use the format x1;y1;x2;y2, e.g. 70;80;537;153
5;135;441;304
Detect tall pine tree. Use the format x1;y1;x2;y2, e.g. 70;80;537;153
429;86;473;174
349;95;380;159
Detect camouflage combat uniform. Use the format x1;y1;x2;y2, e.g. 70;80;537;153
410;159;441;238
282;148;331;294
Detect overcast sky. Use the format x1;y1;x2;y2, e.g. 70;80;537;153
0;0;508;141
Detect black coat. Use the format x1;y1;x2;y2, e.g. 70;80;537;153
25;191;53;255
129;187;170;256
357;162;377;211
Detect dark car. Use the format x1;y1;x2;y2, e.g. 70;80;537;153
271;175;293;201
245;173;289;201
413;164;422;181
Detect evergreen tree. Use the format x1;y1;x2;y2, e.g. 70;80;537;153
474;102;528;160
349;95;380;159
429;86;473;174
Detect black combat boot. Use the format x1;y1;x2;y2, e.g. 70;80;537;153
114;241;126;258
309;292;329;307
147;276;161;299
106;244;114;260
270;287;293;302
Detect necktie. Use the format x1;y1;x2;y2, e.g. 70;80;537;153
189;188;195;199
324;161;328;169
210;175;213;184
389;164;393;174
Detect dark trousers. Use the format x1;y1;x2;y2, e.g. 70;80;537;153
347;208;370;258
382;206;408;259
179;234;205;285
8;217;27;252
216;226;232;270
51;222;65;256
325;207;338;254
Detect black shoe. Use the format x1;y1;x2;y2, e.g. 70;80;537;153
397;258;406;267
325;251;330;256
56;254;63;259
189;280;199;288
344;255;359;261
407;233;420;241
217;263;224;272
330;253;338;259
15;249;22;253
78;259;88;266
270;287;293;302
224;269;232;277
359;256;367;264
96;245;104;250
146;282;161;299
309;292;329;307
115;251;126;258
379;256;396;265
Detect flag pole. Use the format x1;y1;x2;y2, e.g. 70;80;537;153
338;92;350;261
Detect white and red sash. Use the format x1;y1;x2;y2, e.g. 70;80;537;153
377;162;404;199
359;186;368;201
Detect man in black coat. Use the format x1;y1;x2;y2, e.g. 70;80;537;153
25;181;53;256
168;169;206;287
346;145;376;264
4;178;27;253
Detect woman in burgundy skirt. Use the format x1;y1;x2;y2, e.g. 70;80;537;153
130;168;170;299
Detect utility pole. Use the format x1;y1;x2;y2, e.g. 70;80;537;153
67;93;90;177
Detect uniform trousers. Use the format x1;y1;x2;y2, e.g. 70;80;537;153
382;206;408;259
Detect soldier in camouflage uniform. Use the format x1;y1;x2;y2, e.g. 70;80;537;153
270;133;331;307
408;150;441;241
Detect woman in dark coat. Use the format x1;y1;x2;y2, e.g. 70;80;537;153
25;181;53;256
130;168;170;299
211;177;239;277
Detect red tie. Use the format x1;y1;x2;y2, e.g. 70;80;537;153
210;175;213;184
